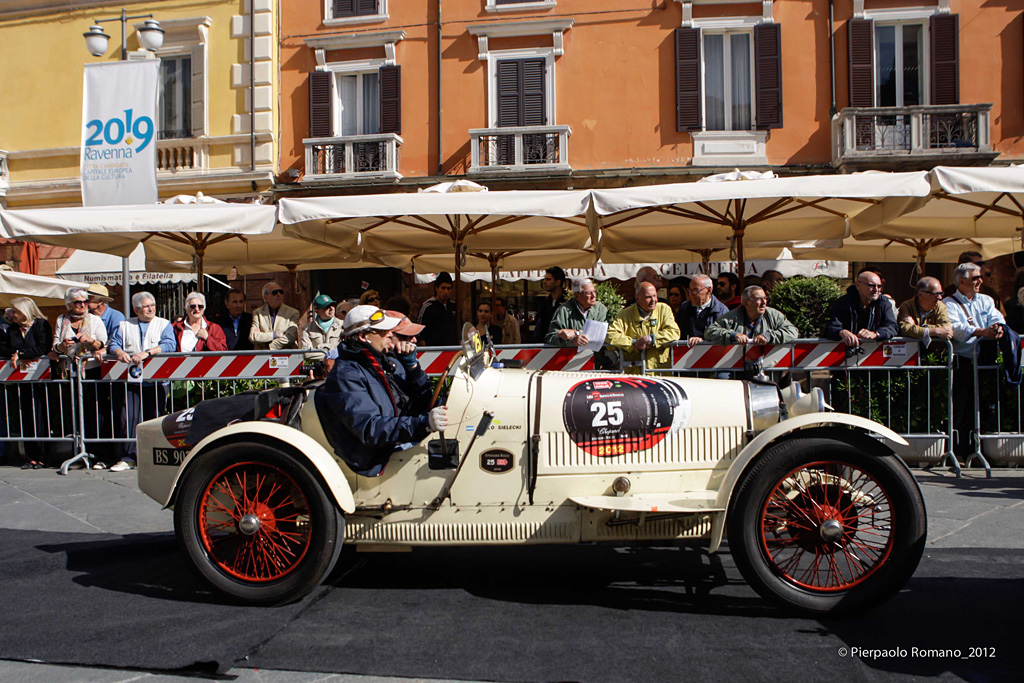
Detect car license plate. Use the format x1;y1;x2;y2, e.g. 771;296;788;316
153;448;188;466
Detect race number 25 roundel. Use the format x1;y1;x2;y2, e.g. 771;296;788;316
562;377;690;457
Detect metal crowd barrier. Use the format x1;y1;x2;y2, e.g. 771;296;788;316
0;357;78;466
63;349;309;474
0;341;985;478
638;338;959;475
970;338;1024;477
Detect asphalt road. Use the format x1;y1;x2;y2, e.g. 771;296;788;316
0;463;1021;683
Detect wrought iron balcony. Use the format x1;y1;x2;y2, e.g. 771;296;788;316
832;104;996;171
303;134;403;181
469;125;571;174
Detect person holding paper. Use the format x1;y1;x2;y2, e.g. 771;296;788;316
546;278;608;348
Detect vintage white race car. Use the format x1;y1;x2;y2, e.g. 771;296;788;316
137;331;926;615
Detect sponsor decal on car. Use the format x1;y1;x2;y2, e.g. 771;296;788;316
161;407;195;448
481;449;514;473
562;377;690;457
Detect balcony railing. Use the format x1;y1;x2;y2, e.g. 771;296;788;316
303;134;403;181
833;104;995;169
469;125;571;174
157;138;208;173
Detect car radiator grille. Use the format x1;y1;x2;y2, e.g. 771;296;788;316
543;426;744;470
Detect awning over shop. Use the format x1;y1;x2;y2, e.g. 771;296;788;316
413;252;848;284
57;245;195;285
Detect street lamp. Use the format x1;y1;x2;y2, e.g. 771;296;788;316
82;9;164;61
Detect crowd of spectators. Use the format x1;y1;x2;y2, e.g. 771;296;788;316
6;250;1024;470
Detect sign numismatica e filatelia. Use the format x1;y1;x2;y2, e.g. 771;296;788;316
562;377;690;457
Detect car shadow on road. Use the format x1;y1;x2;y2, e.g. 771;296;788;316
36;531;220;604
330;543;781;618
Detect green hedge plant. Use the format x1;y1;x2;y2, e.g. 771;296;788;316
768;275;844;338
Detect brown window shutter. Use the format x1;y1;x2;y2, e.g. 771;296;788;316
308;71;333;138
333;0;376;17
379;65;401;134
675;27;701;132
522;58;547;126
497;60;522;127
930;14;959;105
848;18;874;107
754;23;783;129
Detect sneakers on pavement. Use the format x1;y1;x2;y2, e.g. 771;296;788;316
110;460;135;472
92;461;107;470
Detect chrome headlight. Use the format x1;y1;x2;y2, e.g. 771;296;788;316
746;381;782;432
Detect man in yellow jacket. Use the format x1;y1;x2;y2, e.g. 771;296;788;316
607;281;681;371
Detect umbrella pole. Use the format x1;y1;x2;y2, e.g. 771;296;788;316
121;257;131;315
196;246;206;294
287;265;298;308
735;222;746;281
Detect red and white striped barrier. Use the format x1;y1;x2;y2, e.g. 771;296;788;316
416;346;596;375
0;360;52;381
670;340;923;371
99;353;306;381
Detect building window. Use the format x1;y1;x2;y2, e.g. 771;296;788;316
703;31;753;131
336;71;380;136
875;22;924;107
159;56;192;140
326;0;387;24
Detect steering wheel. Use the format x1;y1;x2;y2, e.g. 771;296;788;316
428;349;462;410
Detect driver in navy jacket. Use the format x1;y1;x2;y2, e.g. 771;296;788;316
316;305;447;476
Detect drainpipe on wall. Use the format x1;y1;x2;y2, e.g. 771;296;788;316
829;0;837;116
437;0;443;176
250;0;256;172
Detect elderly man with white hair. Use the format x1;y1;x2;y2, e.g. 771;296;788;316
250;281;300;350
675;274;728;346
108;291;177;472
946;262;1007;460
546;278;608;347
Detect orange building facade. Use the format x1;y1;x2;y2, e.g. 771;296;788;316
276;0;1024;194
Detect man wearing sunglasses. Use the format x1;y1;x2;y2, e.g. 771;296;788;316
824;268;898;347
897;277;953;346
316;306;446;477
250;282;300;350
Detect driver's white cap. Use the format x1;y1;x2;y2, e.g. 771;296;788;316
343;305;401;336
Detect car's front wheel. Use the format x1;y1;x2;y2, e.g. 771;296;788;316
174;441;344;605
728;436;926;615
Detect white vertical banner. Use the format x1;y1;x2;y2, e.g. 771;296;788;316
81;60;160;207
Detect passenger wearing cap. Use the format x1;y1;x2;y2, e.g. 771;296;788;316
301;294;345;365
87;283;126;341
315;305;447;477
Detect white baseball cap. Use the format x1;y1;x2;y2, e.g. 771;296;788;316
343;305;401;336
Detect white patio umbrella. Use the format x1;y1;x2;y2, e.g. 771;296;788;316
853;165;1024;243
0;199;279;296
0;267;90;308
792;237;1018;273
591;170;932;278
279;185;595;324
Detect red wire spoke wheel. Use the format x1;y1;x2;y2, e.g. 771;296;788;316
198;461;313;582
758;460;893;592
728;432;926;615
175;442;344;606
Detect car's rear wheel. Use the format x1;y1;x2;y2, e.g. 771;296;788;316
174;441;344;605
728;436;926;615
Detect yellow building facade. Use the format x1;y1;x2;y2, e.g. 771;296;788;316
0;0;279;208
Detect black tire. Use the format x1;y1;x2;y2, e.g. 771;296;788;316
727;436;926;616
174;441;344;606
